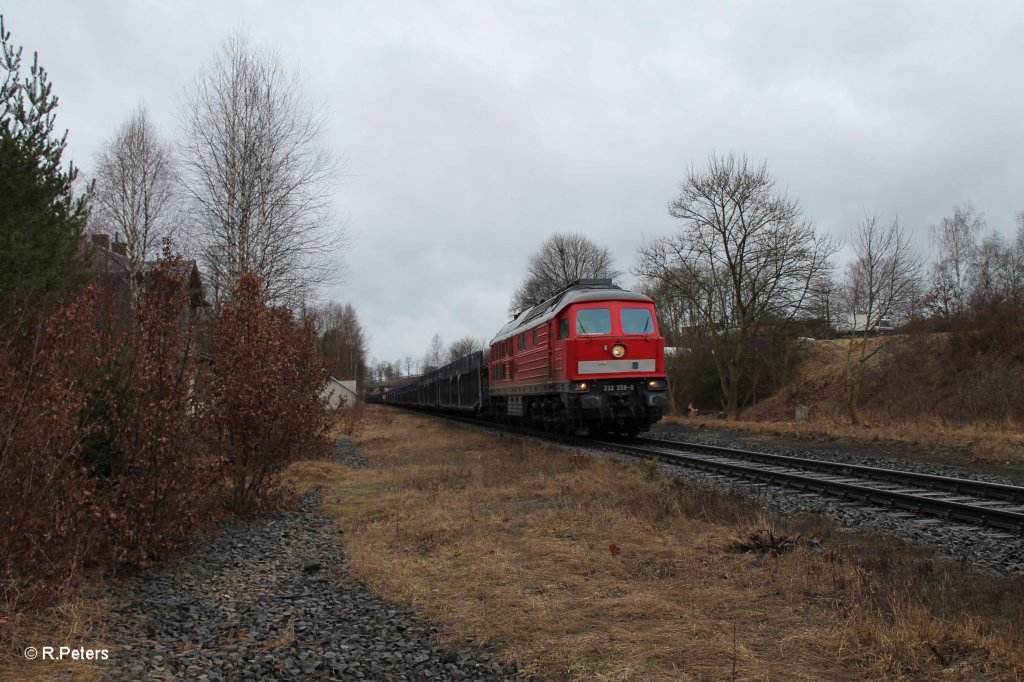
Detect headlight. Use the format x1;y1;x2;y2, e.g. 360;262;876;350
570;381;589;392
647;379;667;390
611;344;626;358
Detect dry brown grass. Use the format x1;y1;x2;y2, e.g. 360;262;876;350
332;402;368;438
288;407;1024;681
0;576;108;682
662;413;1024;469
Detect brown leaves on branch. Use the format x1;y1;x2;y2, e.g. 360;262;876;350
1;261;332;610
203;271;332;514
0;287;104;608
106;250;215;564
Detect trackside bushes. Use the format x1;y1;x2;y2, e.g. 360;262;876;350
201;271;333;514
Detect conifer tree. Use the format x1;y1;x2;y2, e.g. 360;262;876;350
0;15;90;327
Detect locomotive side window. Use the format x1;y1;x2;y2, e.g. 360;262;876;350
558;318;569;339
576;308;611;335
621;308;654;334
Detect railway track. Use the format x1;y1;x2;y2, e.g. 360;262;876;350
411;408;1024;534
591;436;1024;534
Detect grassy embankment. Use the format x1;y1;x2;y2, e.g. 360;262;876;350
288;407;1024;681
669;336;1024;469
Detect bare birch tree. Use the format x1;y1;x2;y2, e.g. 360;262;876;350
636;153;836;416
509;232;621;314
179;31;345;308
926;203;983;319
842;212;922;424
91;105;178;305
422;333;444;371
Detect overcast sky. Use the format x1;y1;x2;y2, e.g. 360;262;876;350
5;1;1023;366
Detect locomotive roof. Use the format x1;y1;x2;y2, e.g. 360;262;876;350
489;279;653;345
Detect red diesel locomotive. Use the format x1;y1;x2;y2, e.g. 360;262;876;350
378;279;669;435
488;279;668;434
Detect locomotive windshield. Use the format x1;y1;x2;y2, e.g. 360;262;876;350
576;308;611;335
621;308;654;334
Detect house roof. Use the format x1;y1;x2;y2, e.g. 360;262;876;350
143;259;209;307
327;377;359;395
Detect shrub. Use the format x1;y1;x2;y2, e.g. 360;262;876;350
203;272;331;513
103;252;216;564
0;290;103;609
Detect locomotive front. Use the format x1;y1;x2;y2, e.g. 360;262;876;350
559;293;668;434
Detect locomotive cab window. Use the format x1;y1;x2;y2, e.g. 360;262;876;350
576;308;611;335
558;318;569;339
621;308;654;334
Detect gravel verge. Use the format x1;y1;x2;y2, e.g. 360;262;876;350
333;438;369;469
642;423;1024;575
102;442;517;681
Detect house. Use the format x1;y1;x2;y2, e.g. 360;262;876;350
85;233;209;329
322;376;359;409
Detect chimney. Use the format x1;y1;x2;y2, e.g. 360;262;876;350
91;233;110;250
111;239;127;257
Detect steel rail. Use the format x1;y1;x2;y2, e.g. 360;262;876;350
628;437;1024;504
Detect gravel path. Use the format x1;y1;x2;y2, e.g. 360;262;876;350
103;443;517;681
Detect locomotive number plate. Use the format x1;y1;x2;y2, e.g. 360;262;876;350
602;384;633;392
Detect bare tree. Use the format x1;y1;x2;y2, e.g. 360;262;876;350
91;105;179;305
926;203;983;319
313;301;366;384
179;31;346;309
509;232;621;314
805;269;841;338
636;153;836;416
422;333;444;371
970;226;1024;307
841;212;922;424
446;336;484;364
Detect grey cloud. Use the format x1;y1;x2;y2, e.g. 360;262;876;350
3;0;1022;363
